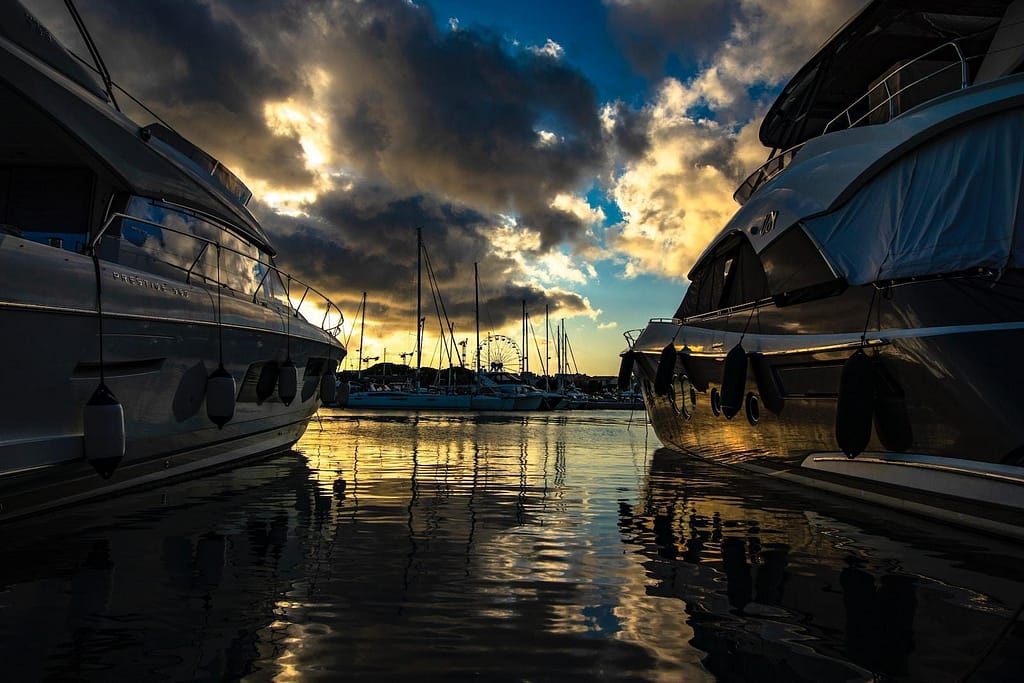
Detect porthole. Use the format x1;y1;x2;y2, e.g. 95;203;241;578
710;387;721;416
745;392;760;425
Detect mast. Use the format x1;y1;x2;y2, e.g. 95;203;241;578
544;305;550;391
474;262;481;376
357;291;367;378
415;227;422;388
522;299;527;376
561;318;566;379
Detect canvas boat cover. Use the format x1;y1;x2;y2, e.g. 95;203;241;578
802;107;1024;285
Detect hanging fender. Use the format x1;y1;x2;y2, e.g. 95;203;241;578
206;364;236;428
320;371;338;405
720;344;748;419
279;359;298;406
83;382;125;479
749;352;784;415
874;394;913;452
835;349;874;457
873;360;912;452
653;344;676;396
617;351;636;391
335;380;351;408
319;359;339;405
255;361;279;404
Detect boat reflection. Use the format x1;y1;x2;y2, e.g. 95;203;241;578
619;447;1024;682
1;413;1021;680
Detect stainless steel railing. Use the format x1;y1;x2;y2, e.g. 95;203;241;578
822;41;969;135
734;41;972;206
88;211;344;336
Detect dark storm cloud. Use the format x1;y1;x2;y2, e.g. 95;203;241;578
259;180;591;341
45;0;622;243
317;0;609;246
31;0;612;336
605;0;741;78
605;100;651;160
54;0;315;188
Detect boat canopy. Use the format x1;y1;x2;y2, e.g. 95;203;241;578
803;107;1024;285
761;0;1016;150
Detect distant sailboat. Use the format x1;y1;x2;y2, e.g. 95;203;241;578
346;229;471;410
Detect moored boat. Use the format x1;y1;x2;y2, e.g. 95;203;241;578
623;0;1024;539
0;2;345;520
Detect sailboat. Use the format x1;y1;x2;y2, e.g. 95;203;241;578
469;262;514;410
346;229;471;410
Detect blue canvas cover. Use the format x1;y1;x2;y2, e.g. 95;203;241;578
803;108;1024;285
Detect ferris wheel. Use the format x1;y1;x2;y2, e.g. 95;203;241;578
475;334;523;373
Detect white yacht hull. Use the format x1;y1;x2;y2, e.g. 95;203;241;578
0;237;340;520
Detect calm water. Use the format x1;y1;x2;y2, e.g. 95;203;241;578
1;410;1021;681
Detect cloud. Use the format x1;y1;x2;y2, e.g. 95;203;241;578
529;38;565;60
606;0;869;281
27;0;619;359
605;0;742;76
258;178;598;355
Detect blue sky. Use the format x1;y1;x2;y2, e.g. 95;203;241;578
35;0;867;375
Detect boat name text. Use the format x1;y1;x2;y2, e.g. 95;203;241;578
112;271;191;298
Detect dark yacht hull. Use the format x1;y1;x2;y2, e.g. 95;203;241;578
630;273;1024;538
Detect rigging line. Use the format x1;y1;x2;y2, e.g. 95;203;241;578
421;246;458;365
861;287;879;346
343;295;364;348
63;0;119;110
565;332;580;375
285;275;292;359
91;250;106;383
216;245;223;365
529;319;548;377
739;302;757;342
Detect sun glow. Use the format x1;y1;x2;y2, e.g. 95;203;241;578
260;68;336;212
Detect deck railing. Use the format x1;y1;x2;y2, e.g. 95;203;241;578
822;41;970;135
89;212;344;337
734;41;972;205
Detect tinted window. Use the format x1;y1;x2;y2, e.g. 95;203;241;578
110;197;285;303
1;165;93;251
676;233;770;318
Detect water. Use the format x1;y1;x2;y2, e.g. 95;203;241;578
1;410;1021;681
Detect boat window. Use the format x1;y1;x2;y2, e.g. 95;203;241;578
676;233;769;318
107;197;285;303
0;165;93;252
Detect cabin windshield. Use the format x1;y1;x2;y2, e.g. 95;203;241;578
99;197;288;305
677;234;770;319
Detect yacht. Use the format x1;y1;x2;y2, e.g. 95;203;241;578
0;2;345;520
623;0;1024;539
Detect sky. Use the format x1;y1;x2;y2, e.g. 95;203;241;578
32;0;866;376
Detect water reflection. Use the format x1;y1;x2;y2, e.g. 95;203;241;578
621;447;1024;682
0;411;1020;681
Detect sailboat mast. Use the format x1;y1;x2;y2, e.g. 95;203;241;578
415;227;422;387
357;291;367;378
545;304;549;390
474;262;480;375
522;299;527;375
561;318;566;378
